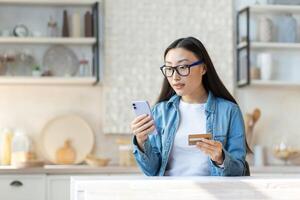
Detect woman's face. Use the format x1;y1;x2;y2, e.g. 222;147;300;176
164;48;206;97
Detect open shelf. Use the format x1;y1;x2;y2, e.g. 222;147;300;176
0;77;97;85
239;4;300;14
238;42;300;50
237;4;300;87
0;0;96;6
251;80;300;87
0;37;97;45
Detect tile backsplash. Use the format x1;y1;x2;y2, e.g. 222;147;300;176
103;0;235;134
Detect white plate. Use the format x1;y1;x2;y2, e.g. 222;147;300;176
43;45;79;77
40;115;94;164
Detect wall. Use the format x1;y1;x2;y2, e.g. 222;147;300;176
235;0;300;165
0;0;235;165
103;0;235;134
236;87;300;165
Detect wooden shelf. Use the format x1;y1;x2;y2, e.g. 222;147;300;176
251;80;300;86
0;77;97;85
251;42;300;50
238;42;300;50
0;0;97;6
240;4;300;14
0;37;97;45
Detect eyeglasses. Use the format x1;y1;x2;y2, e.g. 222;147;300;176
160;60;204;77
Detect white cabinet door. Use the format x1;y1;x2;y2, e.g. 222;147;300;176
0;175;46;200
47;175;70;200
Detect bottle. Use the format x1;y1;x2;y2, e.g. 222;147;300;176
47;16;58;37
84;11;93;37
71;11;81;37
11;129;31;165
62;10;70;37
1;128;14;165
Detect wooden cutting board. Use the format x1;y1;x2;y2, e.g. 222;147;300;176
55;140;76;165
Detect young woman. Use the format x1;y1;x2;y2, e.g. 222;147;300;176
131;37;250;176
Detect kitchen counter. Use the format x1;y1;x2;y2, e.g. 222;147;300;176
250;165;300;174
71;175;300;200
1;164;299;175
0;165;141;175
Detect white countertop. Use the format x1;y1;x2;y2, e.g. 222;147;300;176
0;165;141;175
70;175;300;200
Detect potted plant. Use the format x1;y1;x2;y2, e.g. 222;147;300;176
32;65;41;77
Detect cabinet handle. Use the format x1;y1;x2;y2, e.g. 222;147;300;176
10;180;23;187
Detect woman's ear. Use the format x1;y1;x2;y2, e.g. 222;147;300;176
202;64;207;75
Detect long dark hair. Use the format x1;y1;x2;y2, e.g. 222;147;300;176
157;37;252;154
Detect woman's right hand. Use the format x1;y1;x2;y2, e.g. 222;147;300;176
130;114;156;151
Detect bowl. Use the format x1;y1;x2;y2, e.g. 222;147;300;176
85;154;110;167
273;144;300;165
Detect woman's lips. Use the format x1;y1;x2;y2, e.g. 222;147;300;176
173;83;185;89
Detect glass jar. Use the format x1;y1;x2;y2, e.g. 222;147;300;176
11;129;32;165
118;144;135;167
78;59;91;77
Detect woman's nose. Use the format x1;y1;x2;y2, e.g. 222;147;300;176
172;70;181;80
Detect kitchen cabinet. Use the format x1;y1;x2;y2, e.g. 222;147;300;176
0;0;103;85
0;165;141;200
0;175;46;200
47;176;70;200
0;175;69;200
236;4;300;87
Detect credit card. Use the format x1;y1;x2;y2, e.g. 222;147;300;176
188;133;212;145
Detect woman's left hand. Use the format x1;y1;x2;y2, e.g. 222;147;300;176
196;138;224;165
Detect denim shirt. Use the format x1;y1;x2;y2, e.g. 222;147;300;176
132;91;247;176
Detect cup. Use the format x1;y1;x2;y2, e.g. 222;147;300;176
258;53;273;80
254;145;265;166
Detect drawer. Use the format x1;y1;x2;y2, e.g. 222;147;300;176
0;175;46;200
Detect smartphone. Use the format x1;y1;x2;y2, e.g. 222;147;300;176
132;100;158;135
188;133;212;145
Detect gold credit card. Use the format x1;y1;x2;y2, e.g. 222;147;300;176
188;133;212;145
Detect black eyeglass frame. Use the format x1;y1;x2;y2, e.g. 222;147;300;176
160;60;204;77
